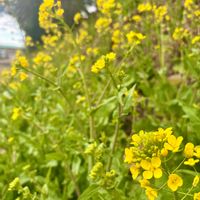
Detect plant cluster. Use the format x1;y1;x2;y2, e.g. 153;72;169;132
0;0;199;199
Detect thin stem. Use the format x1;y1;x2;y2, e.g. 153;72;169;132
67;165;80;198
106;66;118;91
180;186;193;200
107;104;122;171
172;158;186;173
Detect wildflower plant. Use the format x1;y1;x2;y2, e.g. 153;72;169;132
0;0;199;199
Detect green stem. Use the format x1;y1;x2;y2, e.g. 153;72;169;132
107;104;122;171
172;158;186;173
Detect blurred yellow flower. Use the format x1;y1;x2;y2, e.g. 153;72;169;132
91;56;106;73
192;36;200;44
11;107;21;120
137;3;152;13
126;31;146;46
74;12;81;24
19;72;28;81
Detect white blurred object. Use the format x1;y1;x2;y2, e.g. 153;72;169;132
0;11;25;49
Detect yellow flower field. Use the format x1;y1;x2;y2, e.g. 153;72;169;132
0;0;200;199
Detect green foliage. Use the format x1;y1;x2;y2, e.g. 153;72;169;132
0;0;200;199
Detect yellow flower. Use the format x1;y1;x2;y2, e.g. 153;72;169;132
164;135;183;152
105;52;116;62
194;146;200;158
18;56;29;68
11;66;17;76
11;108;21;120
184;143;194;158
126;31;146;46
141;157;162;179
91;56;106;73
184;0;193;9
167;174;183;191
19;72;28;81
124;148;134;164
130;163;140;179
132;15;142;22
74;12;81;24
184;158;199;166
192;36;200;44
95;17;112;33
192;175;200;187
194;192;200;200
139;179;150;188
161;148;168;157
145;187;158;200
96;0;116;14
172;27;189;41
56;8;64;17
25;36;34;47
33;52;52;65
154;5;167;23
137;3;152;13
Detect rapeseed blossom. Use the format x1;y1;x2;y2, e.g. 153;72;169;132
126;31;146;46
124;128;174;181
95;17;112;33
167;174;183;191
137;3;152;13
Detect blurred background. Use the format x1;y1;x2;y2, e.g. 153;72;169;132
0;0;95;70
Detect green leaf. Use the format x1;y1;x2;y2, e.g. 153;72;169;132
78;184;100;200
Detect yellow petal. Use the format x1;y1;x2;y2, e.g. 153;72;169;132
143;171;153;179
154;168;162;179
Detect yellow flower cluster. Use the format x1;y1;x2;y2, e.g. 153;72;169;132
96;0;116;15
95;17;112;33
183;143;200;166
184;0;193;10
86;47;99;56
126;31;146;46
42;34;60;48
67;55;85;75
17;56;29;68
91;52;116;73
112;29;123;50
124;128;183;180
39;0;54;30
172;27;189;41
33;52;52;65
137;3;152;13
153;5;168;23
